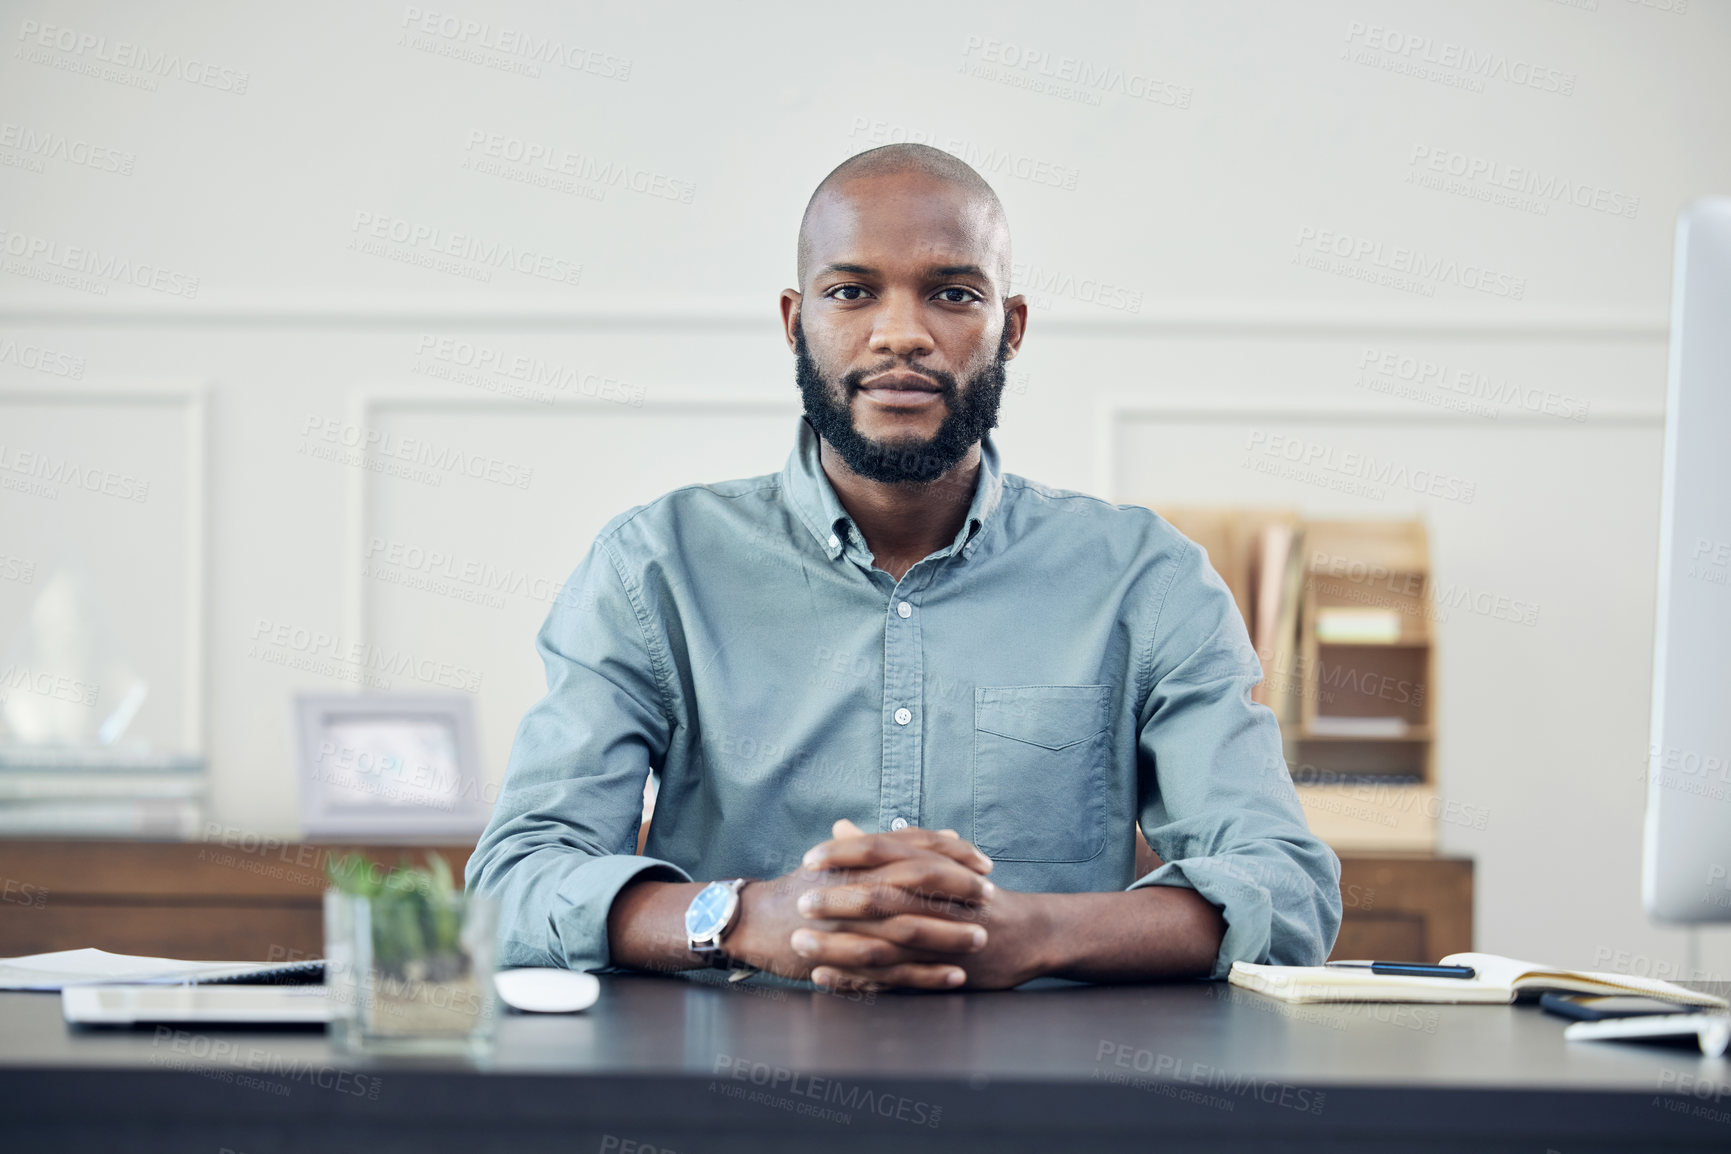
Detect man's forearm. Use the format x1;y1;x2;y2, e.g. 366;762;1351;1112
605;873;828;980
605;879;710;973
1030;885;1225;982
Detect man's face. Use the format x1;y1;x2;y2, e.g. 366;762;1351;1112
786;170;1023;485
794;315;1009;485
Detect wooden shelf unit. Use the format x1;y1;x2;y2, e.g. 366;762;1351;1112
1283;520;1439;851
1156;511;1440;807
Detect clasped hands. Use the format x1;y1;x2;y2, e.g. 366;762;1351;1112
727;819;1051;992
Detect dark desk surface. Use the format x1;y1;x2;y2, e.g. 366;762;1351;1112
2;975;1729;1153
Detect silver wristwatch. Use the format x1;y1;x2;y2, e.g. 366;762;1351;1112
684;878;757;981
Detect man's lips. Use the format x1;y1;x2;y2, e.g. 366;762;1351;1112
857;373;945;410
858;371;942;393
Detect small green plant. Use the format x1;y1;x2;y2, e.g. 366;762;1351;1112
326;852;467;982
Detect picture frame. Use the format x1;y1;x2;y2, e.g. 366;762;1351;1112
292;693;490;839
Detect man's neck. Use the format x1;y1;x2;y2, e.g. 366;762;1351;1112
818;437;982;582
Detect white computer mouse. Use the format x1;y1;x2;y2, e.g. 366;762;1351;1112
493;967;601;1013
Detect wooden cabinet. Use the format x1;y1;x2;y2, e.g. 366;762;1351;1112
0;838;473;960
1332;852;1473;962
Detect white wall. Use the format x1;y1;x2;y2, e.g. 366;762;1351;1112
2;0;1726;976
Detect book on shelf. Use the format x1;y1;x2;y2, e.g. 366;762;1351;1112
1251;521;1294;661
1262;523;1309;717
1250;521;1301;710
1229;952;1728;1008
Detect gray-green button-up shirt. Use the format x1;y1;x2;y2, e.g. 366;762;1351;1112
467;418;1341;979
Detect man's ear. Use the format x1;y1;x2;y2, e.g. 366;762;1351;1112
779;289;802;352
1001;294;1029;361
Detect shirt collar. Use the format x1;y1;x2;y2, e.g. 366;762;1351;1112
781;417;1005;563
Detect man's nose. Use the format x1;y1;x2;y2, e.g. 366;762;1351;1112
869;290;936;359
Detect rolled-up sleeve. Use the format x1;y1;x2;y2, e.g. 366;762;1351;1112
1128;539;1342;977
465;531;690;972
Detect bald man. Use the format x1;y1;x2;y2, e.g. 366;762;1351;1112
467;144;1341;991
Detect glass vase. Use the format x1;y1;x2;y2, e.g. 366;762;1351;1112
323;887;498;1057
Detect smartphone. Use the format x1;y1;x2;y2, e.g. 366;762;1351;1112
1539;993;1690;1022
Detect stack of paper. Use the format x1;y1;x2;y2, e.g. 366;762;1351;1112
0;746;204;837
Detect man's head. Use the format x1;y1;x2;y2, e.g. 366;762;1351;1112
782;144;1026;485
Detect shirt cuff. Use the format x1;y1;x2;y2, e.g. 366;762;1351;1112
550;853;693;972
1127;859;1275;980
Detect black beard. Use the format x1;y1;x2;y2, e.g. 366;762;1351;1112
794;317;1008;485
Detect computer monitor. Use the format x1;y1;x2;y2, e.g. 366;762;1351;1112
1643;197;1731;925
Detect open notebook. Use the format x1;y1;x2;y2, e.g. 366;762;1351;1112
0;948;322;991
1228;952;1728;1008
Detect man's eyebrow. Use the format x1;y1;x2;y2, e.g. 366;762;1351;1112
813;262;992;280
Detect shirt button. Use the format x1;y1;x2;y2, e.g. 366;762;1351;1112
827;535;839;549
897;601;911;618
893;707;911;726
890;817;909;831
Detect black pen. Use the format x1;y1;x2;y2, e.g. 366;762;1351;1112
1324;961;1477;979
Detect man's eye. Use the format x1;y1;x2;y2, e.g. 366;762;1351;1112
937;287;981;303
828;285;869;301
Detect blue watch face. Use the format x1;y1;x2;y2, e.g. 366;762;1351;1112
685;881;734;939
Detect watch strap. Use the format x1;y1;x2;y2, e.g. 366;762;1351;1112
706;879;758;981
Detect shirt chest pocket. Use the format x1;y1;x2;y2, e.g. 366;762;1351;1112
972;684;1112;864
